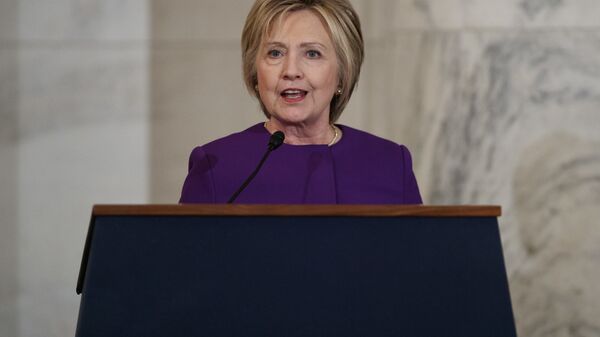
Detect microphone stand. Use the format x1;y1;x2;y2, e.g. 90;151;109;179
227;131;284;203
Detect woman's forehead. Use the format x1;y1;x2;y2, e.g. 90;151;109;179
264;10;333;45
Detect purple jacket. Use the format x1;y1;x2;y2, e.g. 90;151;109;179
180;123;422;204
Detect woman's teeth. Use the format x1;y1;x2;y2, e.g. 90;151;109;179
281;89;307;98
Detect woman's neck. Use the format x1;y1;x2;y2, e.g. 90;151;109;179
265;119;335;145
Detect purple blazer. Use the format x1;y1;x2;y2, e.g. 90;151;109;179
180;123;422;204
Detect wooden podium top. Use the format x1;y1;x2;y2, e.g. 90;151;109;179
92;204;501;217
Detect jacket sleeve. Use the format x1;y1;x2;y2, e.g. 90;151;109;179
179;146;216;203
401;145;423;204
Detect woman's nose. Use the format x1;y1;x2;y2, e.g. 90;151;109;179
282;55;303;80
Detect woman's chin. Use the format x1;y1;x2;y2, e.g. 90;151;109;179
270;110;326;126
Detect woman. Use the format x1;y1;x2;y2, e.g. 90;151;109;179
180;0;422;204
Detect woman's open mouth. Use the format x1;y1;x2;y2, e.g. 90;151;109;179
281;89;307;103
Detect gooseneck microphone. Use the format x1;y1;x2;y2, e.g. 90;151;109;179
227;131;285;203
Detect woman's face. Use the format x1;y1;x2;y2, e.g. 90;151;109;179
256;10;339;127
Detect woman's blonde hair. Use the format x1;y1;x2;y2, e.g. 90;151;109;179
241;0;364;122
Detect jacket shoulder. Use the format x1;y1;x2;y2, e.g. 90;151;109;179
199;123;266;154
338;124;408;152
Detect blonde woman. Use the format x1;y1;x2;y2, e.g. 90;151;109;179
180;0;421;204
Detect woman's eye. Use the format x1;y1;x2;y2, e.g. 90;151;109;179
306;50;321;58
268;49;283;58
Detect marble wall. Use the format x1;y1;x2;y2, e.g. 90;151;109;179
149;0;268;202
0;1;150;336
1;0;599;336
354;1;600;336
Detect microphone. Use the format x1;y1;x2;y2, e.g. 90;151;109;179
227;131;285;203
268;130;285;150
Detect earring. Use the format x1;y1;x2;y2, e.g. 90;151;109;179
336;88;342;95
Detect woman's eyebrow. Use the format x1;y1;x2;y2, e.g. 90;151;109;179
300;42;327;49
264;41;286;48
264;41;327;49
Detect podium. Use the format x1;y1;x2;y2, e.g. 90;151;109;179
75;205;516;337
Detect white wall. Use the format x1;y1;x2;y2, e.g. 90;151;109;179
0;1;150;336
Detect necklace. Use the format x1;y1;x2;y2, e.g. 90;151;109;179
264;121;341;146
328;124;340;146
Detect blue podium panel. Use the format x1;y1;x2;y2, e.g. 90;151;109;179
76;215;516;337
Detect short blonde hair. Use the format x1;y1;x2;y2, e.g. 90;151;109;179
241;0;364;122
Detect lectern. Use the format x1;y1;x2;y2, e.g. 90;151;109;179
75;205;516;337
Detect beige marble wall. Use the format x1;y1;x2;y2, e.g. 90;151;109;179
355;1;600;336
149;0;261;201
0;1;150;336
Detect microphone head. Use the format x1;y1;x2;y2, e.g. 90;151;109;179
268;131;285;150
